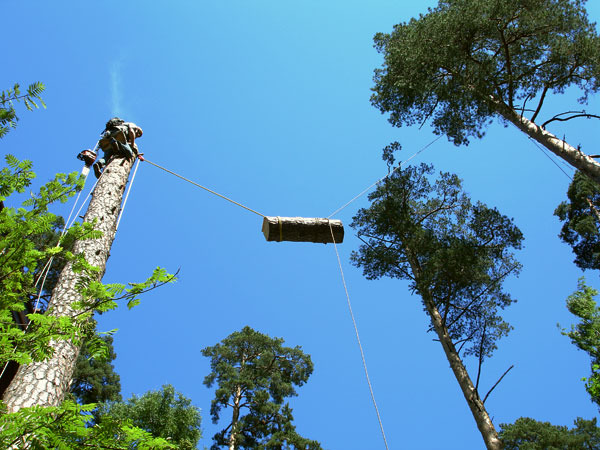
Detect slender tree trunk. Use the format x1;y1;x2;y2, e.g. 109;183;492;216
228;384;243;450
421;292;502;450
498;107;600;185
2;155;134;412
406;254;502;450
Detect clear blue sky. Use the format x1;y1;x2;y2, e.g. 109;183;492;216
3;1;600;448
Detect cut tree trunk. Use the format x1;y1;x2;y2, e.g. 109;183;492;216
262;216;344;244
2;155;135;412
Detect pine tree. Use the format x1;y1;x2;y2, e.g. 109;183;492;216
371;0;600;183
351;161;523;450
555;171;600;271
202;326;322;450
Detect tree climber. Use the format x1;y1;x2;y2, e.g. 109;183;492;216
93;117;144;178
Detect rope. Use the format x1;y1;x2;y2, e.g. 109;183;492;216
0;157;99;381
33;166;95;308
67;171;103;229
506;120;574;181
143;159;266;218
328;136;441;218
277;216;283;242
527;136;574;180
116;158;140;231
329;223;390;450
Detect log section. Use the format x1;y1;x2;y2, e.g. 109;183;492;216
262;216;344;244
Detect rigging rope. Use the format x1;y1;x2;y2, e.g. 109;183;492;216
527;136;574;180
33;168;97;310
507;120;574;181
329;223;390;450
116;158;140;231
328;135;442;218
0;157;100;381
143;159;266;218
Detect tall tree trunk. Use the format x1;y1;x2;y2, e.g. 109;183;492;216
2;155;134;412
407;254;502;450
228;384;243;450
498;107;600;186
421;292;502;450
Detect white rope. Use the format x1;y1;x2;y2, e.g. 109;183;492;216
144;159;266;218
506;120;574;181
33;165;94;305
329;224;390;450
328;136;441;219
116;158;140;231
0;154;99;381
67;172;103;229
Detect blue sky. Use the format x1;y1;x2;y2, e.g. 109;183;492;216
3;1;600;448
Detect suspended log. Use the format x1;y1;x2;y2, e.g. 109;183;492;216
262;216;344;244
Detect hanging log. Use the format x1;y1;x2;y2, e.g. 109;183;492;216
262;216;344;244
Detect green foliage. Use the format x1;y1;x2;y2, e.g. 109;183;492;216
555;171;600;271
499;417;600;449
0;82;45;138
202;326;322;450
0;155;88;365
0;155;178;447
562;277;600;407
351;161;523;359
371;0;600;145
99;385;202;450
0;400;174;449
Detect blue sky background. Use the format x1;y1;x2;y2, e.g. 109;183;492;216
3;1;600;449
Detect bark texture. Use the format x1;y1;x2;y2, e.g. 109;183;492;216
2;156;134;412
262;216;344;243
499;108;600;185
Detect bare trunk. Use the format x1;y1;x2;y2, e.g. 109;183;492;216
421;292;503;450
2;156;134;412
406;252;502;449
498;108;600;185
228;384;243;450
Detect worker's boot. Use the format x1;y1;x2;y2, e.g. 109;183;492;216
77;150;97;166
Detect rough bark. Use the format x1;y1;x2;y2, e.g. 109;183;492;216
262;216;344;243
498;107;600;186
2;155;134;412
407;255;502;450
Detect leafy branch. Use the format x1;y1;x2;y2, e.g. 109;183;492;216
0;82;45;138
